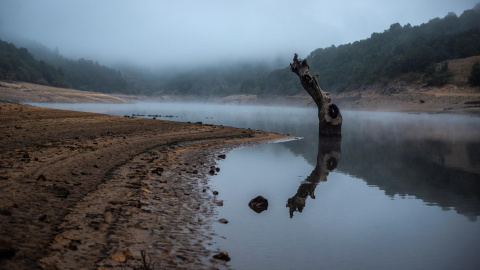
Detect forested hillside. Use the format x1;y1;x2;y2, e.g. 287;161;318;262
249;4;480;95
2;4;479;96
161;63;273;96
0;39;67;87
21;42;132;94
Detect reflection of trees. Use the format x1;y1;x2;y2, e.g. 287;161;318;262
339;136;480;221
282;112;480;220
287;137;341;218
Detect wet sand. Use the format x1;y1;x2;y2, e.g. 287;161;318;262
0;102;288;269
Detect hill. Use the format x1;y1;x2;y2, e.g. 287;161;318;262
2;4;480;99
0;39;67;87
250;4;480;96
13;40;132;94
0;37;134;94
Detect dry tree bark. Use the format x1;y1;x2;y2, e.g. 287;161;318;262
290;53;342;136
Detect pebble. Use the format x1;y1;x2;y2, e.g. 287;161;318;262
218;218;229;224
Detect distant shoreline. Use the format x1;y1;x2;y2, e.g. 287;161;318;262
1;80;480;114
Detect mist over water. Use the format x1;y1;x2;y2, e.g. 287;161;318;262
31;102;480;269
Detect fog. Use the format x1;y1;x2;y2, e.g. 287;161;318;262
0;0;477;71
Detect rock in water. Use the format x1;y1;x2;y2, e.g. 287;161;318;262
248;196;268;213
213;251;230;261
218;218;229;224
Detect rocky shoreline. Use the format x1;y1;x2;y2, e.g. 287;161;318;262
0;102;288;269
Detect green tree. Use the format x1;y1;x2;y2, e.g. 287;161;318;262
0;39;67;86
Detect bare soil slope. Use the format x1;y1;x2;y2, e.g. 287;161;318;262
0;81;128;103
333;83;480;113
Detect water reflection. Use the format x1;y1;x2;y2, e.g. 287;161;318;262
337;113;480;221
30;103;480;219
281;112;480;220
287;136;341;218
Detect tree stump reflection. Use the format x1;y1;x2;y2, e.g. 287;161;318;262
286;137;342;218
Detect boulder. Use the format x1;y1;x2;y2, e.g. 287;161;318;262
248;196;268;213
213;251;230;261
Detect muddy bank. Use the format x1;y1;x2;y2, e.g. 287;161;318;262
0;102;287;269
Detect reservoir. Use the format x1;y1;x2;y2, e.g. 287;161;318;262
31;102;480;269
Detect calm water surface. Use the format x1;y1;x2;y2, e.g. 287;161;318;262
31;102;480;269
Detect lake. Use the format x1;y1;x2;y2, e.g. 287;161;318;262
30;102;480;269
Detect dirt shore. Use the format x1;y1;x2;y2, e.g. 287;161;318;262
332;83;480;114
0;81;128;103
2;80;480;114
0;102;288;269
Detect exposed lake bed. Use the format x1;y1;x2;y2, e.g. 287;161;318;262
0;102;287;269
19;101;480;270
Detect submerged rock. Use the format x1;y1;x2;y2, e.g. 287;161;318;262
248;196;268;213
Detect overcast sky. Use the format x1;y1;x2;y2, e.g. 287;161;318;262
0;0;478;70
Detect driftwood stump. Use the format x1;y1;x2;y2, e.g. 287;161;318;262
290;53;342;136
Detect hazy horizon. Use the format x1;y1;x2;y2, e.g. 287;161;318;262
0;0;478;72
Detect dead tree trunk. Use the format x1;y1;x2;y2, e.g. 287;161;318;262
290;53;342;136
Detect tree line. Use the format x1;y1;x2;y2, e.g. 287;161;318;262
0;39;132;93
246;4;480;95
0;39;67;87
23;42;132;93
1;4;479;95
